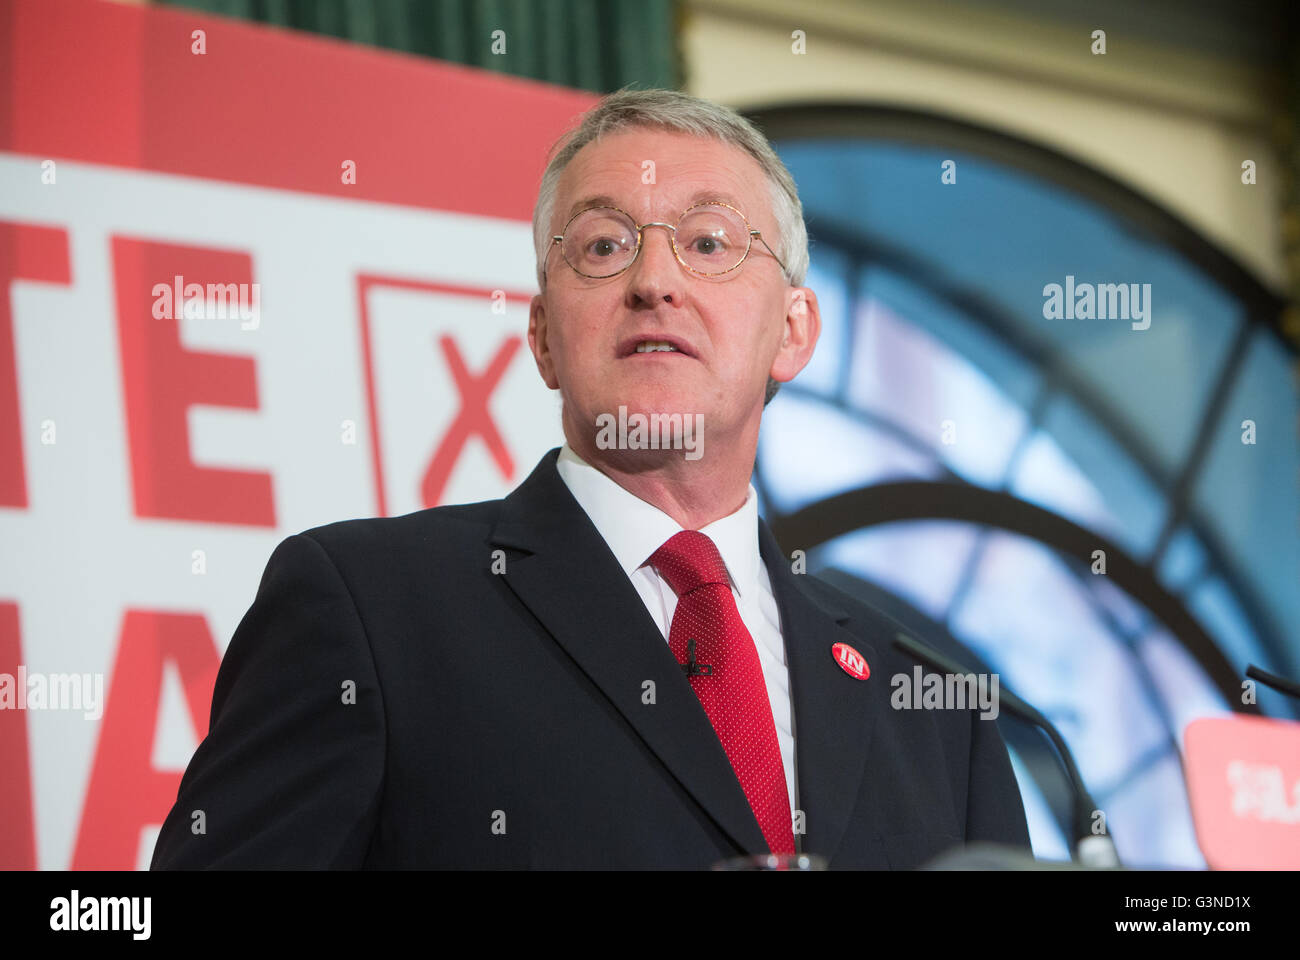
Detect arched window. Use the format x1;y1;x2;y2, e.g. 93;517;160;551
752;105;1299;867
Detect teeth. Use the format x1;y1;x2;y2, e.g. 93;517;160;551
635;340;679;353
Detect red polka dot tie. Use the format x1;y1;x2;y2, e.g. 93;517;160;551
649;530;795;855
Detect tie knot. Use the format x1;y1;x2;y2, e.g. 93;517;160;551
649;530;731;597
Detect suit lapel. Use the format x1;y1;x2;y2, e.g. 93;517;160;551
491;449;769;857
759;521;879;864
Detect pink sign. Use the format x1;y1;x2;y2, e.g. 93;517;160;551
1185;715;1300;869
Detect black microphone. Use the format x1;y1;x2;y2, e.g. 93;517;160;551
1245;663;1300;702
890;630;1120;868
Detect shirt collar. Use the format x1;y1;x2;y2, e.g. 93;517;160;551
555;442;760;597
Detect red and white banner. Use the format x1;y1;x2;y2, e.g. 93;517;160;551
0;0;594;868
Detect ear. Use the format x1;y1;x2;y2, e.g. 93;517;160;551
768;286;820;385
528;291;560;390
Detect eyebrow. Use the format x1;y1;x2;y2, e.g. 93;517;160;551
564;190;748;222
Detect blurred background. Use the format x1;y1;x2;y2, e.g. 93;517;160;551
3;0;1297;869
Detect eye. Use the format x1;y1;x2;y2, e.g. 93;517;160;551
691;235;724;256
683;229;732;257
588;236;623;258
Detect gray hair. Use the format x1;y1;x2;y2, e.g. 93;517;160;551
532;86;809;406
533;87;808;289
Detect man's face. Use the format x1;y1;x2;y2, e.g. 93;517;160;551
528;128;819;462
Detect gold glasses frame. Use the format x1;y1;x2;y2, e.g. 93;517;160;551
546;199;789;281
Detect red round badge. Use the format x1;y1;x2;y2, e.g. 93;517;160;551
831;642;870;680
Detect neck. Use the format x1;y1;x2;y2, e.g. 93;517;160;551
564;411;761;530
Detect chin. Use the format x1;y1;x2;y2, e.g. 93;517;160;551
609;393;703;421
574;391;711;465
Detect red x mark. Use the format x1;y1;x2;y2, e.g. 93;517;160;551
420;334;521;507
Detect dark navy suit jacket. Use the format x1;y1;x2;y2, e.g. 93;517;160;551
152;448;1030;869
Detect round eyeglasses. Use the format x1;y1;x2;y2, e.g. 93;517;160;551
546;200;788;280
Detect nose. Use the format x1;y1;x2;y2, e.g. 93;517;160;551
625;222;686;308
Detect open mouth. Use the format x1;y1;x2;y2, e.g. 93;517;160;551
634;340;683;354
619;335;696;359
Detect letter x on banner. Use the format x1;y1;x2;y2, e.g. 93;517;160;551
0;0;594;868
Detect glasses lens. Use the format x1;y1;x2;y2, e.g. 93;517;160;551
562;208;638;277
676;204;750;275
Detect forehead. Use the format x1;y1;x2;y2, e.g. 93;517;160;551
555;127;771;224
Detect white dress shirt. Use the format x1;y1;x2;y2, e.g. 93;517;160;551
555;443;798;823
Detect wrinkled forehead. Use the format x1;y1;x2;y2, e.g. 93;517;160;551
553;129;773;229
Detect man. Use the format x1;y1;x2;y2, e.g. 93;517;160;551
151;88;1030;869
